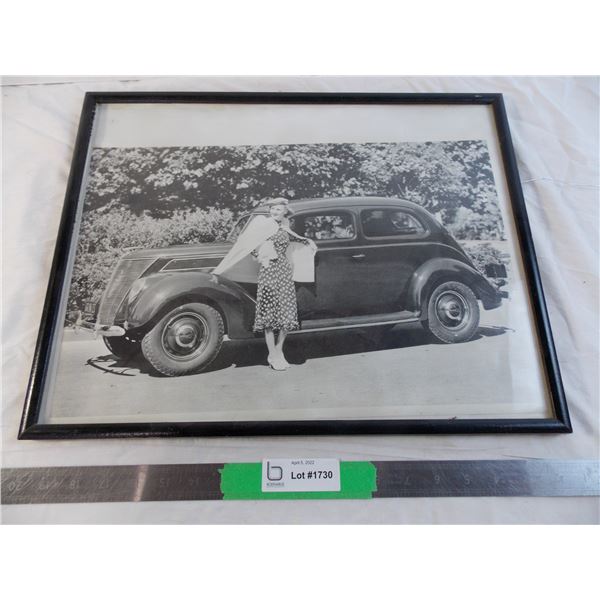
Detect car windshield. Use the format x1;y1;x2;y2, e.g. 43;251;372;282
227;214;253;242
228;212;302;242
227;212;310;243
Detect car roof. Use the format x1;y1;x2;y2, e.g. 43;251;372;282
250;196;429;214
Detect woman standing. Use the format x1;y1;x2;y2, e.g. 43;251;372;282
252;199;316;370
213;198;317;370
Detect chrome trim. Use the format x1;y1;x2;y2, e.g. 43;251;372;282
435;291;470;329
120;256;161;262
157;253;227;260
96;325;126;338
161;255;226;265
314;240;432;251
235;287;257;305
73;318;125;338
160;312;209;360
159;255;228;273
72;318;96;333
160;266;217;273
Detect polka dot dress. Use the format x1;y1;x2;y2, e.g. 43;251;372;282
253;226;310;332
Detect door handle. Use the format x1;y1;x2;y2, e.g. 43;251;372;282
351;253;366;260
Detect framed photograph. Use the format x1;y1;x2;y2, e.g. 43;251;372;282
19;92;571;439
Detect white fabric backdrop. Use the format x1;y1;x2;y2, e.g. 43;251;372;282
1;76;598;523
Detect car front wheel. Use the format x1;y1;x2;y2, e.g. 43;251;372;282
422;281;480;343
141;302;224;376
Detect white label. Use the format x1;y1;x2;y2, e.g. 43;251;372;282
261;458;341;493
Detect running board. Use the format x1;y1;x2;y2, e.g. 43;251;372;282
292;311;420;334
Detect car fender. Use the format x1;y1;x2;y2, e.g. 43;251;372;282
124;272;256;338
406;257;502;314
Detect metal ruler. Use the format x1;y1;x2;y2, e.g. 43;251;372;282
2;460;598;505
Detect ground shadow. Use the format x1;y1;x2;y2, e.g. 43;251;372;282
282;323;512;366
86;352;155;376
86;323;511;377
187;323;511;374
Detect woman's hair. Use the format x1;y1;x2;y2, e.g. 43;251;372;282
262;197;294;215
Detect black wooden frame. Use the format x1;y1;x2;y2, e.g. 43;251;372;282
18;92;572;439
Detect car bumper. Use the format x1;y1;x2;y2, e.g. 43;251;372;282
68;310;126;338
483;288;508;310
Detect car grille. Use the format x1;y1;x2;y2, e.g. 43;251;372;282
96;258;154;325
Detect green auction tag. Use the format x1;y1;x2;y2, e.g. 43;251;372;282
220;460;377;500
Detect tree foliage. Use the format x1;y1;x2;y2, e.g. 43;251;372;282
85;141;504;239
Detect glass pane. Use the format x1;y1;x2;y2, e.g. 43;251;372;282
303;213;355;240
361;209;425;237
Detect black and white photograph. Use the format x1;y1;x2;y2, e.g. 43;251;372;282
21;95;568;435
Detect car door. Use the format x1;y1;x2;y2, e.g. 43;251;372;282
291;209;378;318
357;207;433;313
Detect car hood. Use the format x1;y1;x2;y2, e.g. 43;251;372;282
123;241;233;260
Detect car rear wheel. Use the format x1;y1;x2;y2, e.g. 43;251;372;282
103;335;141;359
422;281;480;343
141;302;224;376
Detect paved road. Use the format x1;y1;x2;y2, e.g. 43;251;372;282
45;304;543;424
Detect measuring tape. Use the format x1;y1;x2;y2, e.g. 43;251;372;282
2;460;598;504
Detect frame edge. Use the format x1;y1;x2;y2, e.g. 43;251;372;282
491;94;572;432
19;93;99;439
18;92;572;439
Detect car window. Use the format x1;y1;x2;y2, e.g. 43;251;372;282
288;216;301;235
361;209;426;237
301;212;356;241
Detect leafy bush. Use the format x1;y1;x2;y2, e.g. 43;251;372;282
67;207;234;314
85;141;505;239
444;199;504;241
463;242;510;275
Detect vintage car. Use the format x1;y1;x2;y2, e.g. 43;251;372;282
78;197;507;376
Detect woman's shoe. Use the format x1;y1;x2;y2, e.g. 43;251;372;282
271;359;287;371
268;354;287;371
274;349;290;368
